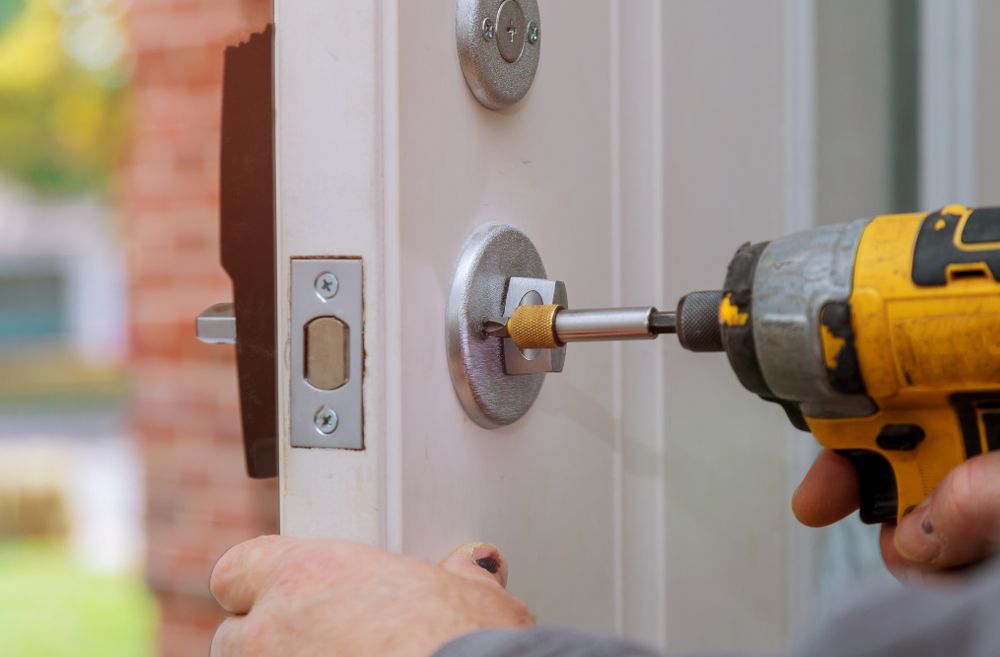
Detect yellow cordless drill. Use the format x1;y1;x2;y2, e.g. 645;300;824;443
485;204;1000;523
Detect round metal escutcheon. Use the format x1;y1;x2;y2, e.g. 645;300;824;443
446;224;548;428
456;0;541;110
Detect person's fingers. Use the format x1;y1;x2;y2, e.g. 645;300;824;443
210;535;296;614
881;522;967;585
878;523;914;581
210;616;246;657
792;449;860;527
441;543;509;588
894;453;1000;570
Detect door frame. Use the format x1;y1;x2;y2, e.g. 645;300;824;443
783;0;821;633
273;0;394;544
920;0;979;207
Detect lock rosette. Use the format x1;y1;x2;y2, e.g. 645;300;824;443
447;224;677;429
446;223;565;428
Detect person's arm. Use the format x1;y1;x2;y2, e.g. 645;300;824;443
435;562;1000;657
205;534;1000;657
791;559;1000;657
208;452;1000;657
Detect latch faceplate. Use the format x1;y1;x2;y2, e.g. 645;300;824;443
290;258;364;450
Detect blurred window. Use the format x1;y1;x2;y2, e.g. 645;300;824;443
0;267;66;345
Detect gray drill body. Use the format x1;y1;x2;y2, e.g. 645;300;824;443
749;218;876;420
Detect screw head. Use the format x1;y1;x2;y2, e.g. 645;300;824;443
314;407;339;435
482;17;496;40
314;272;339;300
527;21;539;44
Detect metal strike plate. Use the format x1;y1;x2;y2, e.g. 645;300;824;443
503;277;567;374
290;259;363;449
456;0;541;110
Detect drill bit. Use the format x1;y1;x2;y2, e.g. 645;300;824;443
649;311;677;335
482;307;675;347
482;291;721;352
480;318;510;338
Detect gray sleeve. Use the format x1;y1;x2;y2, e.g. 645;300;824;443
433;562;1000;657
789;561;1000;657
433;627;667;657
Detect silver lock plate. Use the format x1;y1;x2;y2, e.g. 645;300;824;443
446;224;566;428
456;0;541;110
290;258;363;449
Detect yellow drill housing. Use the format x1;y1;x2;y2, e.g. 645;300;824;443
809;205;1000;520
718;205;1000;522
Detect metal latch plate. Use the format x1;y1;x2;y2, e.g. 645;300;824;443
290;258;363;449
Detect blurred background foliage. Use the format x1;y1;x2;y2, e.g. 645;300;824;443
0;540;156;657
0;2;150;655
0;0;130;198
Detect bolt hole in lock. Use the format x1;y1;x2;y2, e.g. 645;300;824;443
304;316;349;391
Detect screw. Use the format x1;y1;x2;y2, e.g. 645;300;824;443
482;17;496;40
315;272;339;299
527;21;539;44
314;407;339;435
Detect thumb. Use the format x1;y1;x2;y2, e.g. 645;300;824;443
894;452;1000;570
441;542;509;588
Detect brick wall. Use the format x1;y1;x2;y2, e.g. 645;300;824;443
121;1;276;655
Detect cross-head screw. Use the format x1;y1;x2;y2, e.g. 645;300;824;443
314;272;339;300
527;21;539;45
314;406;339;435
482;17;496;40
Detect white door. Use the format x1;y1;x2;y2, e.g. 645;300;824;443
274;1;803;652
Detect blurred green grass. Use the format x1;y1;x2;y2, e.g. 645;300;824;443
0;539;156;657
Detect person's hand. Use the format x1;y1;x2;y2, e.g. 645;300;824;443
792;449;1000;581
209;536;534;657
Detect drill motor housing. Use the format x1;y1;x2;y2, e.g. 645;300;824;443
708;205;1000;523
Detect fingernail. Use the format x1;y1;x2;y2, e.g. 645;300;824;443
471;543;500;570
894;500;941;564
476;556;499;573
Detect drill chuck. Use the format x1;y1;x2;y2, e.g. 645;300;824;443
675;291;724;352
